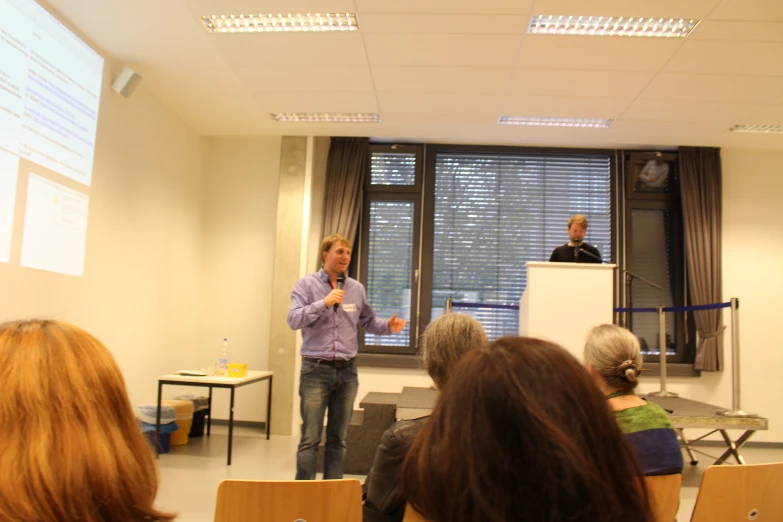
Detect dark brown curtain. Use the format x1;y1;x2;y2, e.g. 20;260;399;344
679;147;724;371
321;137;369;245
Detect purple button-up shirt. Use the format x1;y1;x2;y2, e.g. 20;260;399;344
288;269;390;360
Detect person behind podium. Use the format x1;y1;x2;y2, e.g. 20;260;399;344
549;214;602;263
402;337;651;522
584;324;683;476
363;313;487;522
288;234;406;480
0;319;175;522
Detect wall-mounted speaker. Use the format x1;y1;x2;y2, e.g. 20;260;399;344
111;67;142;98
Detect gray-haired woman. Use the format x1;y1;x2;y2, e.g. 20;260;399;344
584;324;683;476
363;313;487;522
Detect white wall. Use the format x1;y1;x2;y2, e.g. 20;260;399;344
0;70;209;409
191;136;282;422
635;147;783;443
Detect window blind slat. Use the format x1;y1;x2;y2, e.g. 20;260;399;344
432;152;613;341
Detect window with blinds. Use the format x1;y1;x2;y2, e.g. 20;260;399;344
364;199;414;347
370;152;417;186
629;209;676;355
431;151;613;341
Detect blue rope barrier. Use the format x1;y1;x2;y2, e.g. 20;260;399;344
450;302;520;311
614;302;731;314
449;301;732;313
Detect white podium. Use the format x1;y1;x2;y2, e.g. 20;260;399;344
519;261;616;360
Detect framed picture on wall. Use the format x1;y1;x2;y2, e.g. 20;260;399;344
626;152;678;199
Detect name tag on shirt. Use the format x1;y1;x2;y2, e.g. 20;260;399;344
342;303;357;312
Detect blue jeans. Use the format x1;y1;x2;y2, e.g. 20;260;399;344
296;359;358;480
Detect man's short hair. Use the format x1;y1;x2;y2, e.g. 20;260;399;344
568;214;588;229
319;234;351;265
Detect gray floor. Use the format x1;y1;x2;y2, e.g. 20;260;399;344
156;425;783;521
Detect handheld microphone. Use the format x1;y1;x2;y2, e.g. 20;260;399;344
573;237;581;262
335;273;345;311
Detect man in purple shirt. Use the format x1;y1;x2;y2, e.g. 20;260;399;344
288;234;406;480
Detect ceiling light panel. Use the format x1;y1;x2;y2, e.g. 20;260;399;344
200;13;359;33
528;15;699;38
272;112;381;123
498;116;614;128
728;124;783;134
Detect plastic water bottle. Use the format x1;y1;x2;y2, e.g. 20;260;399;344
218;338;229;376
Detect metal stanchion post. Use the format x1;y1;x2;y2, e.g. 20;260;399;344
445;298;452;314
649;305;678;398
720;298;756;417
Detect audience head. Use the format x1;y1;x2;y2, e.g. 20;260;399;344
584;324;643;392
0;319;174;521
404;336;650;522
420;313;487;389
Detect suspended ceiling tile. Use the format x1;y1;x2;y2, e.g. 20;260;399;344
358;14;528;34
381;113;500;126
355;0;534;15
640;73;783;103
182;0;358;14
690;21;783;42
237;66;374;91
517;35;683;72
531;0;722;19
708;0;783;22
251;90;379;113
622;99;760;124
364;33;522;67
609;119;733;145
508;69;655;97
739;105;783;124
663;41;783;76
377;92;505;115
372;66;512;94
209;32;368;66
501;95;633;118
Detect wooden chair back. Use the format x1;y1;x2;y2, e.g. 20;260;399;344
691;462;783;522
644;474;682;522
214;479;362;522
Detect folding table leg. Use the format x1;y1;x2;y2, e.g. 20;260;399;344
227;387;235;466
678;428;699;465
715;430;754;465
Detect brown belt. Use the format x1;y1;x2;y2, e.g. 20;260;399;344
303;357;355;368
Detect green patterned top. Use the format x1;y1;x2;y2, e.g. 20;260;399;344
614;401;674;434
614;401;683;475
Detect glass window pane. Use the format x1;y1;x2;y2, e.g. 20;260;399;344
370;152;417;186
630;209;676;355
432;152;612;341
365;200;413;346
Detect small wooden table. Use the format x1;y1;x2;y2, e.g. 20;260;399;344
644;395;768;466
156;371;273;465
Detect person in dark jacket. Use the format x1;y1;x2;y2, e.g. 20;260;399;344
549;214;602;263
363;313;487;522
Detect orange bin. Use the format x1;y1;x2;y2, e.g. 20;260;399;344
162;399;195;446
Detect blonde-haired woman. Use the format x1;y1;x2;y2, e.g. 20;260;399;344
584;324;683;476
0;319;175;521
